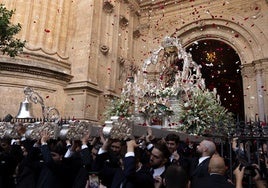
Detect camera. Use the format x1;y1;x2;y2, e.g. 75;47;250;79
233;154;257;177
243;165;256;177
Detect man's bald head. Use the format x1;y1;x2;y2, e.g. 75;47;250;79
208;155;226;175
197;140;216;157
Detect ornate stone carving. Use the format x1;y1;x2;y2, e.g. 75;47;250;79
135;24;150;35
129;64;138;75
103;0;114;13
133;29;141;39
99;45;109;55
118;56;127;80
118;56;126;66
119;15;129;28
118;56;138;80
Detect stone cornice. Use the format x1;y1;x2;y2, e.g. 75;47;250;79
252;58;268;64
103;91;120;99
20;52;71;72
64;81;103;94
0;61;73;83
138;0;204;14
253;58;268;72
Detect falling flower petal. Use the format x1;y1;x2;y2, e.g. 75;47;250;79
44;29;50;33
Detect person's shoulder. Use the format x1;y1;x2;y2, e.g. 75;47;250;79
206;174;235;188
191;176;211;188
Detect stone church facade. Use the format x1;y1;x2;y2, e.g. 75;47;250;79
0;0;267;123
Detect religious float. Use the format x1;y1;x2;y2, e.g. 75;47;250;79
103;36;236;142
2;37;263;143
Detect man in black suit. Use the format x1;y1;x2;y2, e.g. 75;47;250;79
164;133;191;174
149;142;171;179
110;139;154;188
15;139;42;188
0;138;23;188
155;164;189;188
92;138;125;187
165;133;180;163
36;131;73;188
69;133;98;188
190;139;216;188
197;155;235;188
144;141;172;188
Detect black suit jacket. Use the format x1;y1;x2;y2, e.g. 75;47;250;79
16;146;42;188
36;144;73;188
72;147;94;188
111;155;154;188
196;174;235;188
92;151;122;187
190;157;211;188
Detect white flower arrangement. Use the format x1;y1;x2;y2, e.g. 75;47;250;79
177;87;234;136
139;102;174;117
104;97;133;119
160;87;177;97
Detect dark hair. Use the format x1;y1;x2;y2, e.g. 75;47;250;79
164;165;188;188
93;143;102;151
48;139;66;155
154;142;171;160
165;133;180;144
110;138;124;146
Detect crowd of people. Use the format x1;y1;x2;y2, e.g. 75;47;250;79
0;124;267;188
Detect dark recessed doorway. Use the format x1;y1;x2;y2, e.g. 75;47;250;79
186;39;244;119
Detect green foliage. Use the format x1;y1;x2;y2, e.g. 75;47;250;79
0;4;25;57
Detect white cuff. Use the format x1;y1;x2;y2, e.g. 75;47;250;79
125;151;135;157
98;148;107;154
81;144;88;150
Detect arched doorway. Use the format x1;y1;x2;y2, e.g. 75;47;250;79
186;39;245;120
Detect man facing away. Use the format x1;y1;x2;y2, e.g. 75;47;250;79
197;155;235;188
190;139;216;188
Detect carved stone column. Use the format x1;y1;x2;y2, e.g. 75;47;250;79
241;64;256;120
253;59;268;121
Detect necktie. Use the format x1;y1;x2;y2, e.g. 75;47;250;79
194;159;199;168
150;168;154;176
